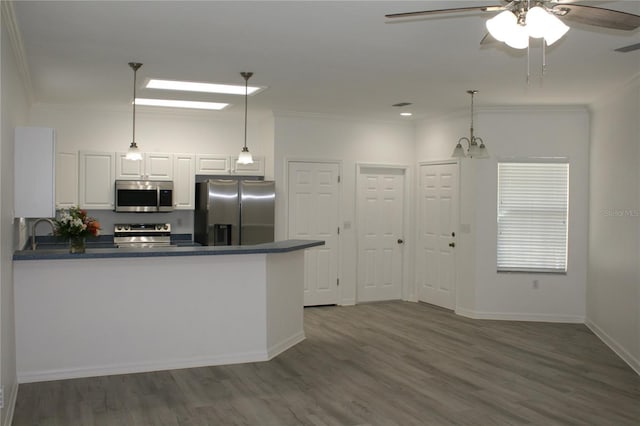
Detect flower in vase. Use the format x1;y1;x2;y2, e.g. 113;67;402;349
54;206;101;239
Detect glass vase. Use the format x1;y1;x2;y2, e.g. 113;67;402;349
69;236;86;254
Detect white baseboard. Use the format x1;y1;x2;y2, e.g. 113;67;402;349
586;319;640;376
267;331;305;359
455;307;585;323
17;350;270;384
2;382;18;426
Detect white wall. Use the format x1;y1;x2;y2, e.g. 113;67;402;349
416;107;590;322
1;7;30;425
587;75;640;374
273;113;414;304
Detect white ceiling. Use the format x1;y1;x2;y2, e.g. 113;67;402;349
11;0;640;121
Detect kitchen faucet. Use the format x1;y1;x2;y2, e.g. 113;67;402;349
31;218;55;250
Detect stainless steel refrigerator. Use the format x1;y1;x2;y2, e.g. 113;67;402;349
194;179;275;246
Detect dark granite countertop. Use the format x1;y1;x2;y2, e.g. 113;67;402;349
13;239;325;261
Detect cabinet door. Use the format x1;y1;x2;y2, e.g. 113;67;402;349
145;153;173;180
230;155;265;176
14;127;56;218
195;154;230;175
173;154;195;210
55;152;78;209
115;152;144;180
79;151;115;210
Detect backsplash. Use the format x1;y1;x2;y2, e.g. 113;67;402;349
26;210;195;237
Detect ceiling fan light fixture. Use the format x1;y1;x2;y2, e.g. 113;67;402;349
486;10;517;42
543;15;570;46
525;6;549;38
504;24;529;49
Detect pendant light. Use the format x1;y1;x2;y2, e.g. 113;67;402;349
126;62;143;161
237;71;254;165
451;90;489;159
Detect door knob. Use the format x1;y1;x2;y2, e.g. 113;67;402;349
449;242;455;248
397;239;404;244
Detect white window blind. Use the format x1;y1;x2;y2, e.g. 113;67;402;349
497;161;569;273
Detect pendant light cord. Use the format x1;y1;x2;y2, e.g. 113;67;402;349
133;66;137;144
128;62;142;145
244;75;248;149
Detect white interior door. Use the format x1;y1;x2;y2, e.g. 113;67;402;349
418;163;458;310
288;162;340;306
357;166;405;302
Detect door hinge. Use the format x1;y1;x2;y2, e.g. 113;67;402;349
337;175;341;183
337;227;340;235
337;278;340;286
0;385;4;409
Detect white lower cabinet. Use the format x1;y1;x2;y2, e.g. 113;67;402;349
55;152;78;209
79;151;115;210
173;153;195;209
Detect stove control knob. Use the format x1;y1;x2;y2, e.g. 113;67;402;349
163;224;169;230
116;225;122;231
125;225;130;231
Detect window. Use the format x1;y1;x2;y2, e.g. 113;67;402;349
497;161;569;273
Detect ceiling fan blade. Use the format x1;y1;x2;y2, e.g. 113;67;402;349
553;4;640;30
480;32;499;45
385;5;503;19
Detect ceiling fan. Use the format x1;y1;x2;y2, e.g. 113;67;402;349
386;0;640;50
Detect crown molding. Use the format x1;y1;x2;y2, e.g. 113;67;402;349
2;0;34;104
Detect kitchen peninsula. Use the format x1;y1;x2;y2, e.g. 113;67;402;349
13;240;323;383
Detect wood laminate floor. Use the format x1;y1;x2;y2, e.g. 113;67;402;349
12;301;640;425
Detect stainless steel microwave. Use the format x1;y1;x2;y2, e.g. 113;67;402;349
115;180;174;213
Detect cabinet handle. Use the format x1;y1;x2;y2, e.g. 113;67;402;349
449;242;455;248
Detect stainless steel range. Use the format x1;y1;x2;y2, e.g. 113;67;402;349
114;223;172;248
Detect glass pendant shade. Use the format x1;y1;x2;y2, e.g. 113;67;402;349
126;141;143;161
475;141;490;159
451;142;466;158
486;11;517;42
238;146;253;165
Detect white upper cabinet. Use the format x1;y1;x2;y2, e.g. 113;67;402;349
195;154;230;175
79;151;115;210
116;152;173;180
14;127;56;218
55;151;78;209
173;154;195;210
115;152;144;180
195;154;265;176
230;155;265;176
145;153;173;180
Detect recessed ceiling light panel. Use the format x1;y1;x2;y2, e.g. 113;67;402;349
135;98;229;110
146;79;263;95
